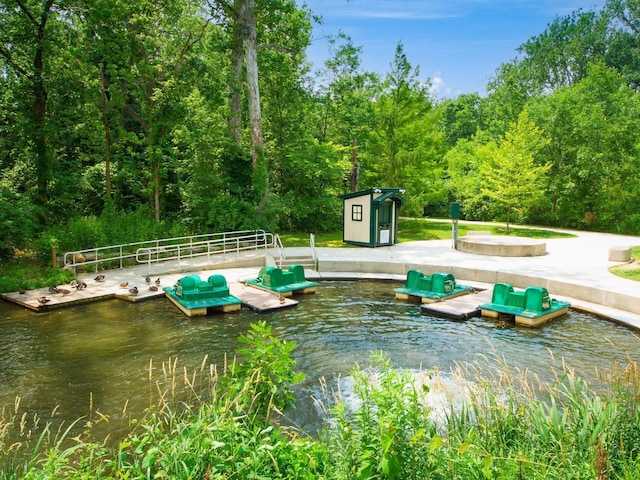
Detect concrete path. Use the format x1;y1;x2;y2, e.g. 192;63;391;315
4;228;640;330
301;229;640;329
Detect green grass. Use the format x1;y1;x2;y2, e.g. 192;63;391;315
610;246;640;281
0;258;74;293
279;218;575;247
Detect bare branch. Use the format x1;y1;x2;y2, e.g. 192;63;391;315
125;104;149;131
15;0;40;28
0;45;31;78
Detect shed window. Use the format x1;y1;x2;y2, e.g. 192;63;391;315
352;204;363;221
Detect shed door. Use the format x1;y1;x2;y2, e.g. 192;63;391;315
378;202;392;244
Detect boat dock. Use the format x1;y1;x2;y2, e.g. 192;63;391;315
2;267;298;314
420;289;492;321
229;282;298;312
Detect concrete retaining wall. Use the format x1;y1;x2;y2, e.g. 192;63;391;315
318;259;640;318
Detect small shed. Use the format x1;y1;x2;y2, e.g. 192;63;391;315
341;187;405;247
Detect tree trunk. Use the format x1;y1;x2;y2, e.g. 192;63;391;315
350;138;359;192
241;0;263;166
229;20;244;148
240;0;269;209
153;159;160;221
99;68;112;198
25;0;56;225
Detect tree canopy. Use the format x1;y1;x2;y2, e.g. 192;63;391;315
1;0;640;259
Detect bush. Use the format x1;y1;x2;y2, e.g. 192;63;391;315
5;328;640;479
0;187;38;260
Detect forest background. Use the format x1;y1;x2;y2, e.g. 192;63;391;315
2;0;640;261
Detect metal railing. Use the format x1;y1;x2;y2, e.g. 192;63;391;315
310;233;317;267
273;233;285;268
63;230;273;274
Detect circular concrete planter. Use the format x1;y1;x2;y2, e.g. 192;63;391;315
456;235;547;257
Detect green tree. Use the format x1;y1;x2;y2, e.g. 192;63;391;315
528;63;640;231
314;33;378;147
483;60;535;139
0;0;64;224
518;9;610;90
606;0;640;87
479;111;550;230
363;42;444;216
438;93;484;147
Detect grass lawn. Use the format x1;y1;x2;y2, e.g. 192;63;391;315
278;218;576;247
610;246;640;281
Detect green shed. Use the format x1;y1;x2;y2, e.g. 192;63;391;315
341;187;405;247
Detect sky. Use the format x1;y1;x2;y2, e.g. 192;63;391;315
301;0;607;98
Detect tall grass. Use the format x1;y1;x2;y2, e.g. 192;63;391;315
2;324;640;479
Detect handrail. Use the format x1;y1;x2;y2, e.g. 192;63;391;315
310;233;317;268
63;230;273;275
273;233;285;269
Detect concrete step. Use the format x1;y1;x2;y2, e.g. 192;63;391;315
278;255;316;270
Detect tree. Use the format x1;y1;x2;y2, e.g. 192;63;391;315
528;63;640;231
479;111;550;230
314;33;378;146
438;93;484;147
211;0;312;214
0;0;60;224
363;42;444;215
606;0;640;88
517;10;610;91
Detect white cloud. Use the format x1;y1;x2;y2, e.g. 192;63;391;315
428;71;460;99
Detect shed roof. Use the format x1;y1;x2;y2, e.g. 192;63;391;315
341;188;405;206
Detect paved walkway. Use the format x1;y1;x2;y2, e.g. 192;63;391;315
5;228;640;330
303;229;640;329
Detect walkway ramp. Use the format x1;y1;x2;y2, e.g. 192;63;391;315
420;289;492;321
229;282;298;312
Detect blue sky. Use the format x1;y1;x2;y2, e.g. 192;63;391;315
301;0;607;98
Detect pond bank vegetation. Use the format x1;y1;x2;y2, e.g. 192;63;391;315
1;322;639;479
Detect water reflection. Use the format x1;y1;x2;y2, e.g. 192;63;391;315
0;280;639;438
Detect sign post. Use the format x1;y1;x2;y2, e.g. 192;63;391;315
450;202;460;249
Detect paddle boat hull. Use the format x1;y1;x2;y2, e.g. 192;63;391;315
480;283;570;327
394;270;472;304
163;274;242;317
244;265;317;297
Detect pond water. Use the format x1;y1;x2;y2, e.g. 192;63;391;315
0;280;639;440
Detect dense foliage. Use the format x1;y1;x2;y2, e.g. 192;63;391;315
2;0;640;260
2;322;640;479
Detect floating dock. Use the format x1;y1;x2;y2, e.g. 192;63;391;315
2;279;164;311
163;274;242;317
229;282;298;312
420;289;492;320
2;270;300;314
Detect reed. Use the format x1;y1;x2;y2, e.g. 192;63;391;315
3;325;640;479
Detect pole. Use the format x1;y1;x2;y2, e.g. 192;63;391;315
451;220;458;249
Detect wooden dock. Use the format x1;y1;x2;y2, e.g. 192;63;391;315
420;289;492;321
229;282;298;312
2;274;299;314
2;276;172;311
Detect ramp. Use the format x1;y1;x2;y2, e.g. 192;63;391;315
229;282;298;312
420;289;492;321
